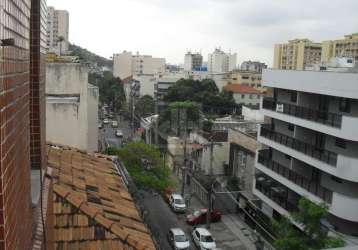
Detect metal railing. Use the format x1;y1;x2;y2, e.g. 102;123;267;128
260;126;337;166
258;151;333;203
262;98;342;128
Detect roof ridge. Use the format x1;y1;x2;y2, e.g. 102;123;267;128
53;185;154;250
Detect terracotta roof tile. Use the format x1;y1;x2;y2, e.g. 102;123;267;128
224;83;262;94
46;144;156;250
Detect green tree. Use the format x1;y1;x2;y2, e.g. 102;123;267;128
274;197;345;250
164;78;236;115
135;95;155;117
106;142;171;193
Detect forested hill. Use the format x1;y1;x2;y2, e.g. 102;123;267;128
69;43;112;68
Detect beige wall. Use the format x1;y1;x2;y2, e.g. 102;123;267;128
46;63;98;152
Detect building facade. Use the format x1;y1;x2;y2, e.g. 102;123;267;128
0;0;47;249
273;39;322;70
208;48;237;73
46;6;69;55
224;84;262;108
256;67;358;235
113;51;166;79
46;63;99;152
322;33;358;62
241;61;267;73
184;52;203;71
230;70;263;89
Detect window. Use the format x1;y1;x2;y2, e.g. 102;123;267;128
241;94;245;99
288;124;294;131
249;94;253;99
335;138;346;149
242;76;249;79
257;94;260;99
290;91;297;102
257;84;261;87
339;98;351;113
284;154;291;160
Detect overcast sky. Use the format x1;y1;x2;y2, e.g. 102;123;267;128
47;0;358;66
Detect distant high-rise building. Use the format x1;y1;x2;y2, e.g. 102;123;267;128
113;51;166;79
322;33;358;62
1;0;47;249
46;6;69;55
241;61;267;73
273;39;321;70
184;52;203;71
208;48;237;73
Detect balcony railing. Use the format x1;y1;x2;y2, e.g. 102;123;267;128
258;151;333;203
260;126;337;166
255;179;299;213
262;98;342;128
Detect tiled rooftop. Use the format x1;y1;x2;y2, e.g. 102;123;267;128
46;145;156;250
223;84;261;94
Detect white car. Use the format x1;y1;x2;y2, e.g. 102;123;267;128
103;118;110;124
115;129;123;137
192;228;216;250
112;120;118;128
167;228;190;250
169;194;186;213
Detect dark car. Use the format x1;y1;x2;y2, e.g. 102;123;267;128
186;208;221;226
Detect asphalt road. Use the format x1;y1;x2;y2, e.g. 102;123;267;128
100;115;132;148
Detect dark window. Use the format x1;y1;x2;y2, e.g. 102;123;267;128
284;154;291;160
242;76;249;79
290;91;297;103
339;98;351;113
335;138;346;149
288;124;294;131
331;175;343;183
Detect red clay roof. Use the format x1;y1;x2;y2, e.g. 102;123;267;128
46;144;156;250
224;84;261;94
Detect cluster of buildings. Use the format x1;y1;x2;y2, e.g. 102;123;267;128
139;34;358;247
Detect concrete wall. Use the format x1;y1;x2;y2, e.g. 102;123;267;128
113;52;132;79
233;93;261;107
242;106;264;122
46;63;98;152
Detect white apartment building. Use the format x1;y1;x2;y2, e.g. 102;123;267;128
184;52;203;71
208;48;237;73
46;63;98;152
255;61;358;235
47;6;69;55
113;51;166;79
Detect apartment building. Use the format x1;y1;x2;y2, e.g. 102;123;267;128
273;39;322;70
230;70;263;89
0;0;47;249
208;48;237;73
241;61;267;73
255;62;358;235
322;33;358;62
184;52;203;71
113;51;166;79
47;6;69;55
46;62;99;152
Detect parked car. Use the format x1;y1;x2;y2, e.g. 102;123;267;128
112;120;118;128
167;228;190;250
98;123;103;129
192;227;216;250
186;208;221;225
115;129;123;137
103;118;110;124
169;194;186;213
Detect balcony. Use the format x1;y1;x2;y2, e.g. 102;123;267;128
260;126;337;166
262;98;342;128
257;150;332;203
255;174;299;213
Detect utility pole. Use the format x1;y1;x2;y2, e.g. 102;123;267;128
181;108;188;197
206;181;214;229
154;98;159;145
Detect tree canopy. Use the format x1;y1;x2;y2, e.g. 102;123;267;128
135;95;155;117
105;142;172;193
273;197;345;250
90;71;126;112
164;79;237;115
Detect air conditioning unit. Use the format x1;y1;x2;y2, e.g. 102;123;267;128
276;104;284;113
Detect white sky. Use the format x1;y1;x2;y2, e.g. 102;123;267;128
47;0;358;66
